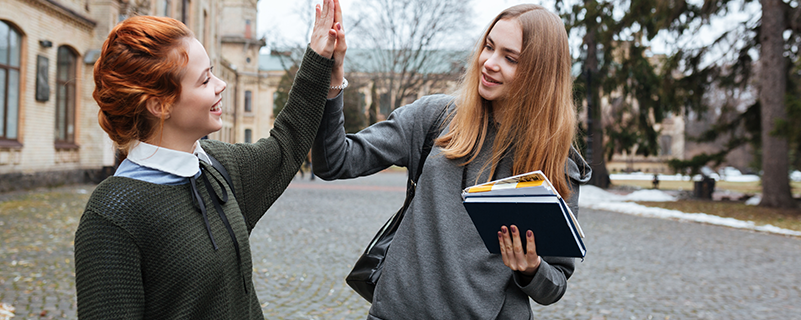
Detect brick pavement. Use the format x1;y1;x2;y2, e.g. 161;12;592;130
1;172;800;319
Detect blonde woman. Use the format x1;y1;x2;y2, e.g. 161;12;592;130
313;4;591;319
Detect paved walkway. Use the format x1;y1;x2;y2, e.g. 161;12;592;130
1;172;799;319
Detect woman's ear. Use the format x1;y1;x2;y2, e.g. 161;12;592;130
146;98;170;119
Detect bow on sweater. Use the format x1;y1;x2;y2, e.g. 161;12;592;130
188;167;248;293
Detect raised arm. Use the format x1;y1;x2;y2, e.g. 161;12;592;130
203;0;348;230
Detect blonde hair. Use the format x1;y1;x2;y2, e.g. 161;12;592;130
436;4;577;198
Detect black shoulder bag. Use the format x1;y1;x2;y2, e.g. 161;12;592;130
345;105;448;303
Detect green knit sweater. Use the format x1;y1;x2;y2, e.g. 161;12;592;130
74;47;333;319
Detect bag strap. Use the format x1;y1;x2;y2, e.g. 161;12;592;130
408;103;449;195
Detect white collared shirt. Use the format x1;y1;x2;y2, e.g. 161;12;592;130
114;140;212;185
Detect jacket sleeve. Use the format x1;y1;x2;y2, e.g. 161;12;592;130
74;211;145;319
311;94;452;180
513;151;591;304
203;46;333;231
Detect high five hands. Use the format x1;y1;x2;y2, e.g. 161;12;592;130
310;0;347;98
498;225;541;282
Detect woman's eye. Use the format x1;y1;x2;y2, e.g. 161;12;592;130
506;57;518;64
202;77;210;85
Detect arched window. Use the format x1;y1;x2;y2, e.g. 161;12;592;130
55;46;77;145
0;21;21;142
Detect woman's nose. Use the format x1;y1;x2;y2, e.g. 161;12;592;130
484;54;501;72
216;78;227;94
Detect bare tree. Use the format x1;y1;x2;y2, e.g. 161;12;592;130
349;0;474;118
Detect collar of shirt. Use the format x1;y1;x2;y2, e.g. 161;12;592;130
126;140;212;178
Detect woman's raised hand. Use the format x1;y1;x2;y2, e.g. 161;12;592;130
331;0;346;70
310;0;340;59
498;225;541;279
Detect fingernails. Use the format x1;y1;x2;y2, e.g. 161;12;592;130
501;226;507;234
527;230;533;237
511;225;517;233
336;23;341;30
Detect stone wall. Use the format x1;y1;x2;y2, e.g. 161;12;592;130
0;166;114;193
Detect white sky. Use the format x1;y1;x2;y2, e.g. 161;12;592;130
257;0;555;52
256;0;762;64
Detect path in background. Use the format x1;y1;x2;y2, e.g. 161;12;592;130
0;172;799;319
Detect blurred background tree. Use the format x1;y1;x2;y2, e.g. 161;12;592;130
558;0;800;209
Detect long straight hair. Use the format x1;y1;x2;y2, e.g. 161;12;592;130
436;4;577;198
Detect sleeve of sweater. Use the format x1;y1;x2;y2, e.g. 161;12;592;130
311;94;452;179
203;46;333;231
74;211;145;319
513;151;592;304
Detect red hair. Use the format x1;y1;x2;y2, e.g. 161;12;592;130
93;16;195;156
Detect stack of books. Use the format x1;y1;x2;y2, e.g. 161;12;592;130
461;170;586;258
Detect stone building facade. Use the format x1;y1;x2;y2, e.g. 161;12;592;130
0;0;269;192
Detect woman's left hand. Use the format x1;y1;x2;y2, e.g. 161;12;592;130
498;225;541;276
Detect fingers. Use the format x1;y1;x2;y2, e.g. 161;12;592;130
321;0;334;26
525;230;542;269
310;0;338;58
333;0;343;24
500;225;541;276
510;225;525;258
498;228;511;267
315;4;321;25
333;22;347;62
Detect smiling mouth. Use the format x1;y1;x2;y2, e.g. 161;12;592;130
210;101;222;112
483;74;501;84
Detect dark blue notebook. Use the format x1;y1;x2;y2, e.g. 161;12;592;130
461;170;586;258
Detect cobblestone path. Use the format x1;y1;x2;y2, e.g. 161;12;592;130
1;172;799;319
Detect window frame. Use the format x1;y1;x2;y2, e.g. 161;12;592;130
0;20;22;147
54;45;78;148
244;90;252;113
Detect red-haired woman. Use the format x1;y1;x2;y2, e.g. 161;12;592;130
313;4;591;319
74;1;346;318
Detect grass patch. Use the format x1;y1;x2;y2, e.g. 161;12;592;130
611;179;801;234
611;179;801;195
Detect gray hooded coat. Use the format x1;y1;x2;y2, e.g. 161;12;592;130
313;94;592;320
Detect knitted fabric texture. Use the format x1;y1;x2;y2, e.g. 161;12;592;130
74;46;333;320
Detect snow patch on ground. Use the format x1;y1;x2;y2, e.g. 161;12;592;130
579;185;801;237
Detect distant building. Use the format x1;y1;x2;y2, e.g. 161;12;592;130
586;44;686;174
0;0;264;192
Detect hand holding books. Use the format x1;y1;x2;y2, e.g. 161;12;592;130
462;170;586;258
498;225;541;277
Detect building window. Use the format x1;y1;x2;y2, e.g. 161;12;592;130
244;90;252;113
55;46;77;145
244;129;252;143
163;0;172;17
0;21;21;141
379;93;390;117
660;135;672;156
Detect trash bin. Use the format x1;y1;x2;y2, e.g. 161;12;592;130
693;177;715;199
